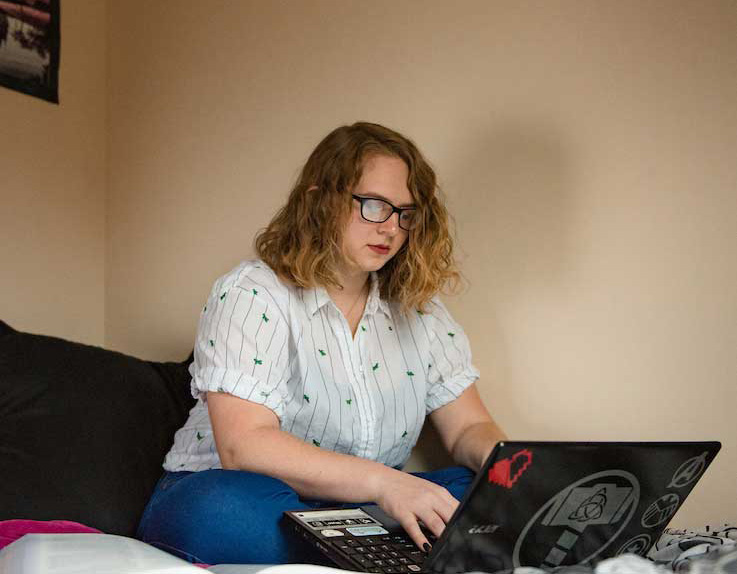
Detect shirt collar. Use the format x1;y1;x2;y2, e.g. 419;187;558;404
302;272;393;321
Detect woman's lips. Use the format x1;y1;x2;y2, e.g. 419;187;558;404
368;244;390;255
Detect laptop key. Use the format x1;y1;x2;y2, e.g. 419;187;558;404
407;566;422;572
353;555;373;568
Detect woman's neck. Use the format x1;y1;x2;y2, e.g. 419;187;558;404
328;262;369;301
326;268;370;333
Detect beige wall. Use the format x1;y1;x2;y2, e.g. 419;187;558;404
0;0;107;346
107;1;736;526
4;0;735;527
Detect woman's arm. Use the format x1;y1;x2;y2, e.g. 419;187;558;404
207;391;457;550
428;384;507;472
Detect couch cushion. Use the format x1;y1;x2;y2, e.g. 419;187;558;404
0;320;195;537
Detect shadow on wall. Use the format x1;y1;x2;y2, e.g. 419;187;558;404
408;119;578;469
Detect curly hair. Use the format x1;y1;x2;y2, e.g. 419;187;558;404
254;121;460;313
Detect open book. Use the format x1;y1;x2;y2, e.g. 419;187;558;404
0;534;352;574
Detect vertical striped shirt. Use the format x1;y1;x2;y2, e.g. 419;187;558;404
163;260;479;472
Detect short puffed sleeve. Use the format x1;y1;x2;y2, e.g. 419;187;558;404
190;261;292;420
423;297;480;413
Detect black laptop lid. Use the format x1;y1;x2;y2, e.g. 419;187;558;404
427;441;720;574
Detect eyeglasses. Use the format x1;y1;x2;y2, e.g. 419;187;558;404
352;195;418;231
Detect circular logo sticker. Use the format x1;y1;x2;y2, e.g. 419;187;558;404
616;534;652;557
513;470;640;568
668;452;709;489
641;493;680;528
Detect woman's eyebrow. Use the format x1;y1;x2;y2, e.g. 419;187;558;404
362;191;416;208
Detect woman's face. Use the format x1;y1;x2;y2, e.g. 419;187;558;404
339;154;413;279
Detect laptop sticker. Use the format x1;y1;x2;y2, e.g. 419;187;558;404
513;470;640;568
616;534;652;556
669;452;709;488
488;449;533;489
641;493;680;528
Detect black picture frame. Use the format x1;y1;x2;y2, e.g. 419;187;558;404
0;0;60;104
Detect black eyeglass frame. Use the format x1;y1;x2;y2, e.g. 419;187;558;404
351;194;418;231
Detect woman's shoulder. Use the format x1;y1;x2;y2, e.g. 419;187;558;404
394;294;460;335
212;259;294;305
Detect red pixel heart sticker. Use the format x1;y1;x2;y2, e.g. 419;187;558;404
488;449;533;488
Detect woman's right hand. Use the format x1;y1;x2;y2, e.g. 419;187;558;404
372;468;460;552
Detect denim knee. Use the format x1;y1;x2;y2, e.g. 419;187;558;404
137;469;320;564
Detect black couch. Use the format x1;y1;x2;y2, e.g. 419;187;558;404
0;320;195;537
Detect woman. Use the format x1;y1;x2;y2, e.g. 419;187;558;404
137;122;506;565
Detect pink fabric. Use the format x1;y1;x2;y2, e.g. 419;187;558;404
0;519;102;550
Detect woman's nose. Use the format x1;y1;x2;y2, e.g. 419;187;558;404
378;212;399;234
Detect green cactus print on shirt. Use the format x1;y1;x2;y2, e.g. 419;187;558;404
197;432;204;441
253;357;263;365
448;332;455;338
406;371;414;377
372;363;379;371
252;289;258;295
312;439;320;447
346;399;352;405
262;313;269;322
319;349;326;356
303;394;310;403
401;430;408;438
220;292;227;300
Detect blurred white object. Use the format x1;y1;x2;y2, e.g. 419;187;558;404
0;534;203;574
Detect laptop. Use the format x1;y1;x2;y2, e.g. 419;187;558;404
284;441;721;574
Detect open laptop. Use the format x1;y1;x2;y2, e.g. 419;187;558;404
284;441;721;574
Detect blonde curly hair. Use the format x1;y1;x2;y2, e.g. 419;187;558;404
255;121;460;313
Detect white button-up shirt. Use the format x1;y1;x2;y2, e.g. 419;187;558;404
163;260;479;472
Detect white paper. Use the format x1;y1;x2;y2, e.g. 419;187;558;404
0;534;204;574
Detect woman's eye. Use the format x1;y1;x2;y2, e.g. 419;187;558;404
365;200;388;214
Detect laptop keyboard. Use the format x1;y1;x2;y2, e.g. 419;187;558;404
329;533;426;573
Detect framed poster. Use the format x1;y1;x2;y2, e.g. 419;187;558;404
0;0;60;103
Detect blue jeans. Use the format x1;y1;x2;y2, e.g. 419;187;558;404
136;466;474;565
